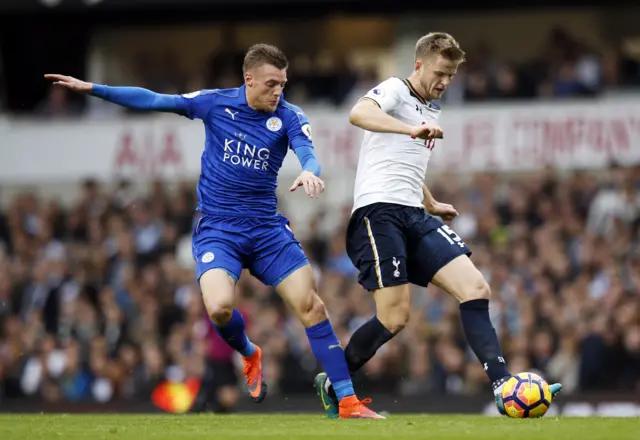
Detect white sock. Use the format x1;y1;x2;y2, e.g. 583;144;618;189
492;375;512;396
324;377;332;394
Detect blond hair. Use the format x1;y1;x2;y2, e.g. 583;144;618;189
415;32;465;63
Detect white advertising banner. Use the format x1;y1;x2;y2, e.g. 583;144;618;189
430;100;640;172
1;100;639;183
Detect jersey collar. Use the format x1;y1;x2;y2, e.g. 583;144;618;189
402;78;427;105
239;84;249;106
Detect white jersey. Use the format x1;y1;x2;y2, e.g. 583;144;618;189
352;77;442;212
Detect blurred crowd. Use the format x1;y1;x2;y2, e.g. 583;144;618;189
442;28;640;104
0;164;638;411
30;27;640;118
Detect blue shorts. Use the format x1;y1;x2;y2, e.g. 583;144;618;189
346;202;472;291
192;213;309;287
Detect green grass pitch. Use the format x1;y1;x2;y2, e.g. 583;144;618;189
1;414;639;440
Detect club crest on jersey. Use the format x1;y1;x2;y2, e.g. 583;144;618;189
301;124;312;140
201;252;215;263
372;88;384;97
266;117;282;132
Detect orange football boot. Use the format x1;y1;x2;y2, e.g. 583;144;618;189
242;345;267;403
338;396;386;419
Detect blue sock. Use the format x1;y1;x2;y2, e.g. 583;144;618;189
332;380;355;402
305;319;355;401
213;309;256;358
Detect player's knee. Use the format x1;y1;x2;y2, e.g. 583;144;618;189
201;290;234;325
378;304;410;334
202;290;234;325
200;269;236;325
384;311;410;334
297;291;328;327
462;278;492;302
208;303;234;326
374;285;411;334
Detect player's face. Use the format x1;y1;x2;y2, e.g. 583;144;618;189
417;54;460;100
245;63;287;112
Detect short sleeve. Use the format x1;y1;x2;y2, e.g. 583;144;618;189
285;106;314;151
361;79;402;113
176;90;218;120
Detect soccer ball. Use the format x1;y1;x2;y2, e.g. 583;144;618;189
501;372;552;418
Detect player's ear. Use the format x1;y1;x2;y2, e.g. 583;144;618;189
414;59;423;74
245;72;253;87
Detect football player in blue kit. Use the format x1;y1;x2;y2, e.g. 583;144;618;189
45;43;382;419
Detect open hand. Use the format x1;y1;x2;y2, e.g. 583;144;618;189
289;171;325;199
44;74;93;94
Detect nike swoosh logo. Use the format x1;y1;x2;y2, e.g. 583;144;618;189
328;344;341;350
248;375;262;395
320;391;331;410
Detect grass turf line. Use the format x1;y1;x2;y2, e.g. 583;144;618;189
1;414;639;440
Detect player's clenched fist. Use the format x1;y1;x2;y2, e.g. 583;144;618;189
410;123;443;140
44;74;93;94
289;170;325;199
426;201;459;221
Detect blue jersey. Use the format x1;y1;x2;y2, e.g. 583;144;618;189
177;86;313;217
90;82;318;285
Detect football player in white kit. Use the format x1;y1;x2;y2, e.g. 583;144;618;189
315;32;562;418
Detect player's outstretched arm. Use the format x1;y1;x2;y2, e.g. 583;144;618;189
44;74;183;114
349;99;443;140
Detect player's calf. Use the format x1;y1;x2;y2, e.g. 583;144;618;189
277;268;350;389
432;256;510;392
200;269;255;357
318;284;407;417
343;284;409;373
200;269;265;402
277;265;382;417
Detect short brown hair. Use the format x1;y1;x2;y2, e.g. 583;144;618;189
415;32;465;63
243;44;289;74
